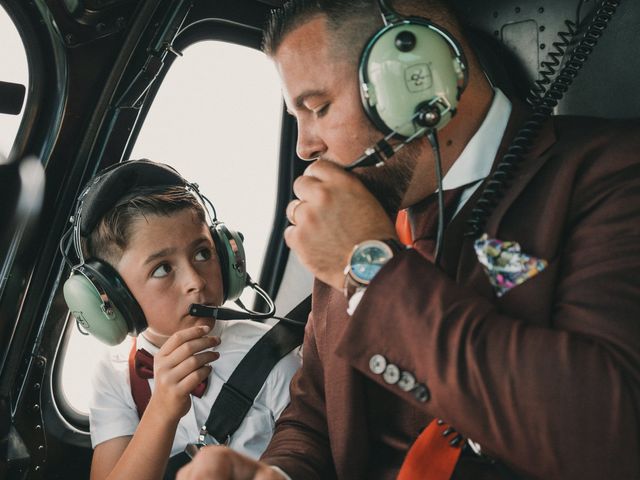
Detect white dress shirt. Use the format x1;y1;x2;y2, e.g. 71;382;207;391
90;319;301;459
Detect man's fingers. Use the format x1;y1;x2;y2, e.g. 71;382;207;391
296;160;355;197
286;199;304;225
292;172;320;201
177;446;233;479
303;158;350;180
177;446;286;480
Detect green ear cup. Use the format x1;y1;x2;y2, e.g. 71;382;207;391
211;222;247;302
359;20;466;137
63;273;130;346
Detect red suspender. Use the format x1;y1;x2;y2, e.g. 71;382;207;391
128;337;152;418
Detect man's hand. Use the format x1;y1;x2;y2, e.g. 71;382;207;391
285;159;397;290
177;446;286;480
149;325;220;420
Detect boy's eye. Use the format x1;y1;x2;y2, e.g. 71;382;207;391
195;248;212;262
151;264;171;278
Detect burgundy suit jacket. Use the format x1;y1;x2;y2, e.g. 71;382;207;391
262;111;640;479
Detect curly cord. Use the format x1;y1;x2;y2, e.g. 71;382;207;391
466;0;621;237
528;19;578;107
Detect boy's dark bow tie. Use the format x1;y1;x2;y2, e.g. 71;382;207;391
134;348;208;398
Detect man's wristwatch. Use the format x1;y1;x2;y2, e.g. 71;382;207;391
343;239;404;299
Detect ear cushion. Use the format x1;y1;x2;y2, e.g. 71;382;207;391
210;222;247;302
359;19;467;137
62;260;146;345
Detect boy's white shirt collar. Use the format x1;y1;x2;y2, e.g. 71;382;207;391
441;88;512;190
138;320;224;353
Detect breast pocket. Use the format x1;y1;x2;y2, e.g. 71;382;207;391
497;257;559;326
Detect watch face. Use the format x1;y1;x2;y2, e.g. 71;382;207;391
350;241;393;283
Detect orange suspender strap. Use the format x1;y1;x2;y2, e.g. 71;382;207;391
128;337;152;418
397;420;463;480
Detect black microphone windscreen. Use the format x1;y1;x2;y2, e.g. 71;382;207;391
189;303;251;320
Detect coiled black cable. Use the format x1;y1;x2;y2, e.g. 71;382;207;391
466;0;621;237
528;19;579;107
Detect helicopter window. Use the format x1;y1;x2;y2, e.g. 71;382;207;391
0;5;29;160
59;40;283;416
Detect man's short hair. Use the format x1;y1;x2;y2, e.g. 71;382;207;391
263;0;459;63
83;186;207;266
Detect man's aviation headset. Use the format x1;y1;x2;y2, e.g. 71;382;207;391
60;159;274;346
344;0;469;264
358;0;468;139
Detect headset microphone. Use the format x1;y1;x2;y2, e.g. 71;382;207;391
190;280;275;321
347;0;468;173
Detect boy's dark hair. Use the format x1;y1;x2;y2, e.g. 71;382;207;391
263;0;459;62
83;186;206;266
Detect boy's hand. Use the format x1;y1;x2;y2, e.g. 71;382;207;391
149;325;220;419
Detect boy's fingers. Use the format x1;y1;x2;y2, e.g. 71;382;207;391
167;350;219;384
175;335;220;357
178;364;214;394
156;351;218;393
160;325;212;354
161;334;220;368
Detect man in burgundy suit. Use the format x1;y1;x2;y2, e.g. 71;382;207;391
178;0;640;479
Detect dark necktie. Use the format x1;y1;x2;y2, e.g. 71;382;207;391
397;185;470;261
395;186;471;480
134;347;208;398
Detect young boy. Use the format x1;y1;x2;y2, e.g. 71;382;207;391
75;161;301;480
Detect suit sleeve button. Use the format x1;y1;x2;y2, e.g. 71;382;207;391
398;371;416;392
369;354;387;374
412;383;430;402
383;363;401;384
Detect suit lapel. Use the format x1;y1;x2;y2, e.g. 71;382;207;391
485;109;558;237
450;103;558;301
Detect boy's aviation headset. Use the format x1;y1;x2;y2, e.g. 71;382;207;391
61;159;273;346
359;0;468;138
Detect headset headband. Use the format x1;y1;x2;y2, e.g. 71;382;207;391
76;160;187;237
70;160;216;266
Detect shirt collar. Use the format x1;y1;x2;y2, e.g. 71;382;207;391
441;88;512;190
138;320;224;355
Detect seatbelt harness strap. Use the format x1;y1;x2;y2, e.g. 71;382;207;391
202;297;309;443
128;295;311;445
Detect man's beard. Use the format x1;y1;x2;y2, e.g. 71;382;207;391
353;141;420;218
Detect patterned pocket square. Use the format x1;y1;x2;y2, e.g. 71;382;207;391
474;234;548;297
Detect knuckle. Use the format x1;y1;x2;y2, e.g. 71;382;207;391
176;342;193;358
315;185;332;206
184;355;200;370
283;225;296;245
